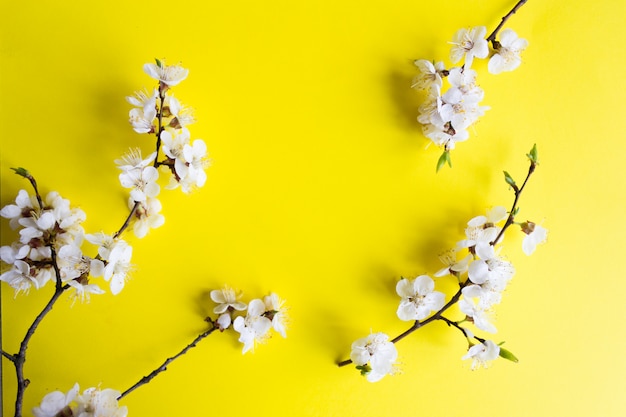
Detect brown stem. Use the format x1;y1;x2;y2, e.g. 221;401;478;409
11;246;69;417
487;0;528;44
337;280;469;367
491;160;536;246
153;86;166;168
113;201;140;239
117;324;217;401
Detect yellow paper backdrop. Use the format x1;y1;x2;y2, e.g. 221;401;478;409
2;0;625;416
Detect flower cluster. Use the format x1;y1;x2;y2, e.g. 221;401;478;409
210;286;288;354
0;187;100;300
342;146;546;381
350;333;398;382
33;383;127;417
127;59;209;196
413;26;528;167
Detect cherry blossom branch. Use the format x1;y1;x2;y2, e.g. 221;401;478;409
117;320;217;401
9;246;70;417
491;150;537;246
10;168;43;209
337;280;469;367
486;0;528;44
153;85;167;168
113;201;140;239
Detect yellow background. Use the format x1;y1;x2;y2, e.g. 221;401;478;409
2;0;625;416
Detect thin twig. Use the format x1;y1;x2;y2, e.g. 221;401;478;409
487;0;528;43
12;246;69;417
117;324;217;401
337;280;469;367
491;160;536;246
113;201;140;239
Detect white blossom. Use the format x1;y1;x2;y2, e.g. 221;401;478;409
132;197;165;238
412;60;445;90
450;26;489;69
33;383;79;417
128;106;157;134
0;260;51;295
350;332;398;382
166;95;195;128
462;340;500;369
522;222;547;255
488;29;528;74
264;292;288;338
210;286;247;314
0;189;36;229
117;149;160;203
103;240;133;295
144;60;189;87
74;386;128;417
459;294;497;333
396;275;445;321
233;299;272;354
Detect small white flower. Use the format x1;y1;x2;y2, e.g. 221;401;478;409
131;197;165;239
521;222;547;255
178;139;209;193
488;29;528;74
435;250;472;277
233;299;272;354
74;386;128;417
129;106;157;134
115;148;157;172
210;286;247;314
1;189;36;229
0;260;52;295
412;60;446;90
396;275;446;321
103;241;133;295
350;332;398;382
85;232;116;260
33;383;79;417
462;340;500;370
264;292;288;338
166;95;195;128
126;88;158;111
458;296;497;333
450;26;489;69
458;206;508;252
144;60;189;87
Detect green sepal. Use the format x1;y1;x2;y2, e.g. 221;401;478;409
436;150;452;172
503;170;517;188
155;58;163;68
356;364;371;376
498;346;519;363
10;167;31;179
526;144;538;164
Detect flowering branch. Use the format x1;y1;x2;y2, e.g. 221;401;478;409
1;59;210;416
337;280;468;368
117;320;218;400
492;144;537;246
486;0;528;44
339;145;544;381
412;0;530;170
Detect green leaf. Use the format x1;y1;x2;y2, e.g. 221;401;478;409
526;144;538;164
10;167;31;178
498;346;519;363
436;150;452;172
155;58;163;68
503;170;517;188
356;364;371;376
